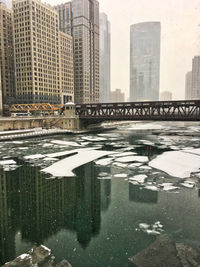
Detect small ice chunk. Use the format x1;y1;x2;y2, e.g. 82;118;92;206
129;163;143;168
24;154;45;160
144;185;159;191
146;229;161;235
181;182;195;189
115;156;148;163
98;172;109;177
162;185;179;191
112;162;128;168
113;173;128;178
139;223;150;230
43;158;58;161
95;158;113;166
139;166;152;170
51;140;82;147
0;160;16;165
98;176;111;180
129;175;147;184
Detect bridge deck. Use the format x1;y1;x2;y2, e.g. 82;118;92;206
75;100;200;121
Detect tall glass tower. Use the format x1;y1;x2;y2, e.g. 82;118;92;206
56;0;100;104
130;22;161;102
100;13;111;103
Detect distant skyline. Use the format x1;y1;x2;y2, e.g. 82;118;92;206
43;0;199;100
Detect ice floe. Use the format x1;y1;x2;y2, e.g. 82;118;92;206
42;149;114;177
51;140;82;147
180;181;195;189
24;154;45;160
95;158;113;166
128;123;164;131
144;185;159;191
128;163;143;168
139;166;152;170
115;156;148;163
113;173;128;178
81;136;107;142
0;160;16;165
149;151;200;178
129;175;147;184
138;221;164;235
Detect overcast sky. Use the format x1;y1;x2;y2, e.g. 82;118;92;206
46;0;200;100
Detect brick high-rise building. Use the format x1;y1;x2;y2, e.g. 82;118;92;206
55;2;72;36
59;31;74;104
130;22;161;102
100;12;111;103
55;0;100;104
13;0;61;104
0;2;15;105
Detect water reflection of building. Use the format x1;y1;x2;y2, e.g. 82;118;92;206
75;163;101;248
0;159;111;264
0;169;18;265
129;184;158;204
100;180;111;211
16;161;101;249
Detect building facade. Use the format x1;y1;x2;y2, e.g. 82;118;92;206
59;31;74;104
191;56;200;100
110;89;125;103
160;91;172;101
130;22;161;102
185;71;192;100
55;2;72;36
0;68;2;115
56;0;100;104
13;0;61;104
0;2;15;105
100;12;110;103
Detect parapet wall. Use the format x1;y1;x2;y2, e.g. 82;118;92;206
0;116;80;131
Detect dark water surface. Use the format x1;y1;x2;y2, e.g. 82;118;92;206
0;122;200;266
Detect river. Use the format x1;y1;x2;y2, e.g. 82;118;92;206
0;121;200;266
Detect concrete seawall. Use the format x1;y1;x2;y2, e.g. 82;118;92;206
0;116;80;132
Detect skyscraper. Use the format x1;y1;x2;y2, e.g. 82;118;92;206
191;56;200;100
0;2;15;105
56;0;100;104
0;69;2;115
110;89;125;103
55;2;72;36
160;91;172;101
13;0;61;104
100;12;111;103
59;31;74;104
185;71;192;100
130;22;161;102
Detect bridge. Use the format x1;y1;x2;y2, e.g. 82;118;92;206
75;100;200;122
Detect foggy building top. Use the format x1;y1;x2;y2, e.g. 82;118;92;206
130;22;161;102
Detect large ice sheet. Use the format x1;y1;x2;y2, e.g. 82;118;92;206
149;151;200;178
42;149;113;177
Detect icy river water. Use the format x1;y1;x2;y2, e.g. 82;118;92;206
1;121;200;266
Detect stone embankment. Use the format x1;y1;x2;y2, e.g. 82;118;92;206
129;234;200;267
3;245;72;267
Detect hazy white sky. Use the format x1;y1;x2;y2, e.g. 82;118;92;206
46;0;200;100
